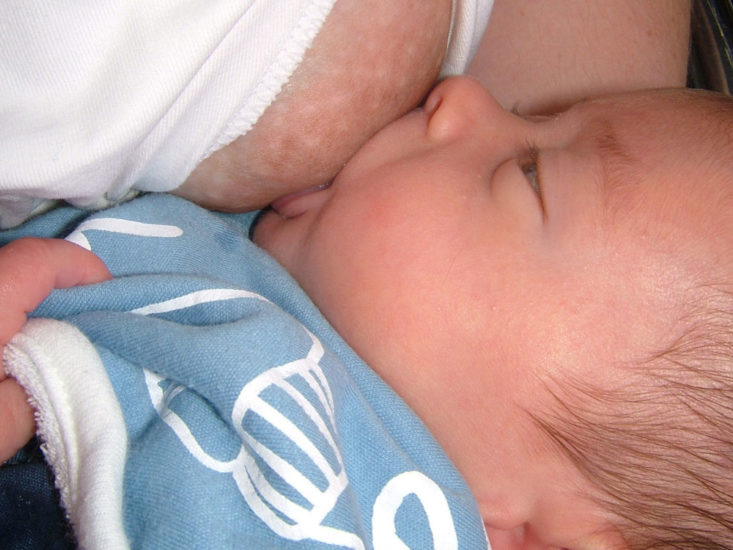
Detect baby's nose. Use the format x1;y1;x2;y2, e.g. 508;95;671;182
424;76;508;142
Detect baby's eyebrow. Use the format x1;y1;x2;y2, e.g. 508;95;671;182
591;120;639;205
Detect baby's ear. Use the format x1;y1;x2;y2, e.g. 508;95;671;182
478;477;628;550
572;528;629;550
484;522;629;550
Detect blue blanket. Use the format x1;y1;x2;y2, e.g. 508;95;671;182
2;194;488;549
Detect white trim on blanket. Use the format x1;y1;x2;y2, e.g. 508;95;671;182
4;318;129;550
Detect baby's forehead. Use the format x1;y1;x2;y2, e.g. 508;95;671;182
572;91;733;187
577;88;733;148
556;90;733;253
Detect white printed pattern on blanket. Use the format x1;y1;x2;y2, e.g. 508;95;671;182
69;217;459;549
229;332;357;547
373;471;457;550
136;289;458;550
66;217;183;250
130;288;269;315
142;313;458;549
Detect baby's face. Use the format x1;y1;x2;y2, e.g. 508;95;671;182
254;78;733;545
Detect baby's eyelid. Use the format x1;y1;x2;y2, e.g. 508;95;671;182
518;144;546;215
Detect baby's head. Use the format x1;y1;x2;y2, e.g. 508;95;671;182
174;0;453;211
253;77;733;549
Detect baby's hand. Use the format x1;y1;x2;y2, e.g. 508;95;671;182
0;238;111;463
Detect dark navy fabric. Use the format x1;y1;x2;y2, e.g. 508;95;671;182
0;440;75;549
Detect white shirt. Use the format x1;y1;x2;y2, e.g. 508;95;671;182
0;0;492;228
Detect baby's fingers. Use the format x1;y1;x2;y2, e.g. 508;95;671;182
0;237;111;351
0;237;109;461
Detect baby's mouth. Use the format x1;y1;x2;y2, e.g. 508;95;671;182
270;181;332;219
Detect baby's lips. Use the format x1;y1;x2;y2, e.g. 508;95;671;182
270;182;332;219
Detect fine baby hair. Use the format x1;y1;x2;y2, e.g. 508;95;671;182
533;89;733;549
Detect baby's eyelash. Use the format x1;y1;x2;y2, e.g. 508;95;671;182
518;143;542;196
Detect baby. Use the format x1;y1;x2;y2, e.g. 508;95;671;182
2;76;731;549
252;77;733;548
